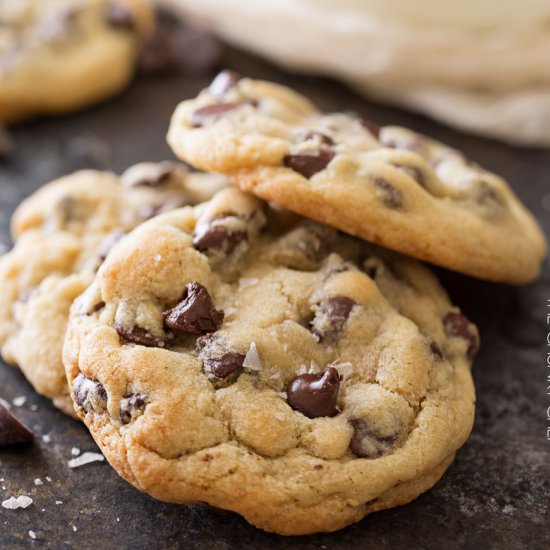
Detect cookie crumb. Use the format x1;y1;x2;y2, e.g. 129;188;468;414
12;396;27;407
68;451;105;468
2;495;33;509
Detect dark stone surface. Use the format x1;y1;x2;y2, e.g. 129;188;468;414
0;46;549;549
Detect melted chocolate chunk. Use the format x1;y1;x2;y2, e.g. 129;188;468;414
104;1;135;30
0;404;33;447
393;164;426;186
163;282;224;335
311;296;356;341
120;393;147;424
190;101;256;128
477;181;505;208
429;340;444;359
209;70;241;96
443;311;480;359
128;162;175;187
360;119;381;138
208;352;246;379
373;177;403;208
72;373;107;413
115;323;172;348
297;131;335;146
287;367;341;419
283;149;335;179
0;123;14;161
349;418;397;458
193;217;247;255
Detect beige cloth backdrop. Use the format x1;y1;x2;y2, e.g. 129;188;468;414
160;0;550;147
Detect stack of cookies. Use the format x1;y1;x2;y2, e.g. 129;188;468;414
0;72;546;535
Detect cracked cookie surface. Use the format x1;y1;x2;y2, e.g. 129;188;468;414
63;186;476;534
0;162;226;415
0;0;153;122
167;72;546;284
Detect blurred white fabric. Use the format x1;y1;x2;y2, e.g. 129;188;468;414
161;0;550;147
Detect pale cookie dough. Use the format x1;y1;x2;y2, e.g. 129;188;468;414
0;162;226;415
0;0;154;122
63;186;476;534
167;73;547;284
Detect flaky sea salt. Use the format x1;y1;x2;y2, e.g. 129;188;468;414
34;479;43;486
0;397;11;410
243;342;262;372
29;530;36;540
296;364;307;375
329;361;354;378
71;447;81;456
277;392;287;400
55;501;62;505
45;477;52;483
274;412;286;421
308;360;320;374
72;525;78;532
239;278;258;290
68;452;104;468
42;435;51;443
12;396;26;407
2;496;33;509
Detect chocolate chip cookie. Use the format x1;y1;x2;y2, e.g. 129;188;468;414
167;72;547;284
63;186;476;534
0;0;154;122
0;162;226;415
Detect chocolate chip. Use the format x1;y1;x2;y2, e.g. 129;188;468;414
127;162;176;187
190;101;256;128
104;1;135;30
443;311;480;359
297;131;335;146
287;367;341;418
373;177;403;208
208;70;241;96
360;119;381;138
115;323;172;348
429;340;444;359
349;418;397;458
163;282;224;335
72;373;107;413
0;123;14;161
283;149;335;179
98;229;126;262
310;296;356;341
393;164;425;186
477;181;505;208
120;393;147;424
0;404;33;447
90;301;106;314
208;352;246;379
193;216;247;255
382;136;425;154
